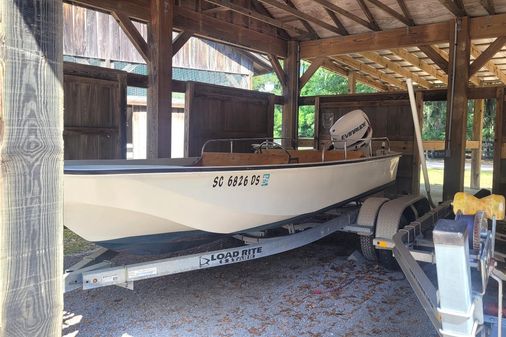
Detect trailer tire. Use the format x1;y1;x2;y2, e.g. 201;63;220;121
377;249;399;270
359;235;377;261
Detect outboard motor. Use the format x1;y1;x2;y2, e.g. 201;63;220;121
329;109;372;150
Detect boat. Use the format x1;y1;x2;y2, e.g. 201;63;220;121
64;110;401;254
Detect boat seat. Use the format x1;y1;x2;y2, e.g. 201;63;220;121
196;149;365;167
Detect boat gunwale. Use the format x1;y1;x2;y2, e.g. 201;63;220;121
64;152;401;175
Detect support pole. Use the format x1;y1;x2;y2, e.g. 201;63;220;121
148;0;173;158
471;99;484;190
282;40;300;148
348;71;356;94
0;1;64;336
443;18;470;201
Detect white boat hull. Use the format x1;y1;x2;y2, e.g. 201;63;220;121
64;154;400;253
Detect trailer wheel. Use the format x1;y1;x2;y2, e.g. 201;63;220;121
359;235;377;261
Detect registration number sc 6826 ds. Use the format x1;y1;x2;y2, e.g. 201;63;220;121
212;173;270;188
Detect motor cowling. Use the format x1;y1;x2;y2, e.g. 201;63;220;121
330;109;372;150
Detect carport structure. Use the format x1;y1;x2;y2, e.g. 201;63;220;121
1;0;506;336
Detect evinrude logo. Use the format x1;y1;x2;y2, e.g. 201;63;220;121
199;247;263;268
341;121;367;140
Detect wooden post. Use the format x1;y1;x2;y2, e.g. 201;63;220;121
0;1;64;336
493;88;505;194
471;99;484;189
348;71;356;94
147;0;173;158
443;18;470;201
282;40;300;148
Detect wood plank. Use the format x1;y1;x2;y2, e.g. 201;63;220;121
0;0;64;335
469;36;506;77
332;55;406;89
480;0;496;15
365;0;414;26
313;0;379;31
422;140;479;151
257;0;344;35
443;18;470;201
300;57;326;89
418;45;449;73
147;0;173;158
493;88;505;193
172;31;193;55
268;54;287;87
390;48;448;84
470;13;506;39
324;8;349;36
396;0;414;23
205;0;308;36
360;51;433;88
471;99;484;189
348;71;356;94
471;44;506;84
112;10;149;62
300;21;451;58
282;0;319;39
282;41;300;148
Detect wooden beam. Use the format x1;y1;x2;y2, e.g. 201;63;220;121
390;48;448;84
257;0;344;35
480;0;496;15
66;0;288;57
396;0;414;23
324;8;349;36
147;0;173;158
300;21;451;58
268;54;287;87
332;55;406;89
282;41;300;148
348;71;356;93
112;11;149;62
300;58;326;89
364;0;415;26
470;13;506;39
469;36;506;77
356;0;381;31
418;45;449;73
443;17;470;200
204;0;308;36
312;0;379;31
438;0;467;16
172;31;193;55
470;44;506;85
321;59;389;91
360;51;433;88
1;0;64;335
471;99;485;189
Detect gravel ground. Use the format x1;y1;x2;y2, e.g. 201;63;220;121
63;233;437;337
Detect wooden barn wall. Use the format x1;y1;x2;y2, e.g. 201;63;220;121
315;95;418;196
63;63;127;159
494;87;506;195
185;82;275;157
62;3;254;75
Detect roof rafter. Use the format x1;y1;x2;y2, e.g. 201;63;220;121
360;51;433;88
356;0;381;31
438;0;467;17
300;57;326;88
390;48;448;84
172;31;193;55
364;0;414;26
321;59;389;91
324;8;349;36
205;0;307;37
111;11;149;62
312;0;379;31
332;55;406;89
418;45;449;73
470;43;506;84
396;0;414;23
268;54;287;87
282;0;319;39
470;36;506;76
257;0;343;35
480;0;496;15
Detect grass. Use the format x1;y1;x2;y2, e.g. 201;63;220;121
64;228;95;255
420;168;493;189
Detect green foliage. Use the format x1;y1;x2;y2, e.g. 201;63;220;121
253;61;377;137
